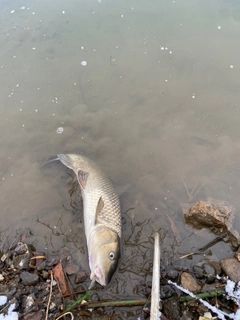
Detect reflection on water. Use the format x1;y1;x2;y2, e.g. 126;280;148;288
1;0;240;317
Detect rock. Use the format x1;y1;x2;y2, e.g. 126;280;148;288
75;284;86;294
163;299;181;320
75;271;88;283
182;198;240;250
160;285;174;299
22;310;44;320
20;272;39;286
195;259;221;284
0;284;17;296
235;252;240;262
14;242;31;255
166;269;179;281
13;253;31;270
180;272;202;293
221;258;240;282
65;263;79;275
0;274;4;282
37;260;46;271
228;229;240;251
202;263;216;284
192;265;204;279
182;198;234;234
22;294;35;313
41;270;49;279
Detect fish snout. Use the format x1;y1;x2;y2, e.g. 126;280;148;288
90;265;106;286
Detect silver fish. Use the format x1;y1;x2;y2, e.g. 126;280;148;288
57;154;121;286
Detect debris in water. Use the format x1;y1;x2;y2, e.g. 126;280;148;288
57;127;64;134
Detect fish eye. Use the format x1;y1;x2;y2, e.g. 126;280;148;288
109;251;116;260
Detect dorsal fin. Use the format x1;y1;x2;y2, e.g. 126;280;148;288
95;197;104;225
77;169;89;189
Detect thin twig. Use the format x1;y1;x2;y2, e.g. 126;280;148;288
45;270;53;320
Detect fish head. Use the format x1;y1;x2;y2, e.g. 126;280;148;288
88;225;120;286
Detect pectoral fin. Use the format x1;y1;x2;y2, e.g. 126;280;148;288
77;169;89;189
95;197;104;225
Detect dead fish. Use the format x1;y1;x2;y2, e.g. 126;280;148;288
57;154;121;286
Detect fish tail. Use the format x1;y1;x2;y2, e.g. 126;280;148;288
57;154;75;170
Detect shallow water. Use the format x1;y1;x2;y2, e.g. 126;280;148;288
1;0;240;317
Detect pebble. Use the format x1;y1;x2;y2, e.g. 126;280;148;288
75;271;88;284
221;258;240;282
20;272;39;286
166;269;179;281
13;253;31;270
180;272;202;293
160;285;174;299
163;299;181;320
65;263;79;275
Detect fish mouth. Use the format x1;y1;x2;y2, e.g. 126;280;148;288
90;265;106;286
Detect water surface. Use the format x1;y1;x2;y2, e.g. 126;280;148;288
1;0;240;317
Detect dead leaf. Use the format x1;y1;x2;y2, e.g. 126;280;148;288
53;262;71;297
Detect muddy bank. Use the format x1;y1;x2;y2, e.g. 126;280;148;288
0;226;240;320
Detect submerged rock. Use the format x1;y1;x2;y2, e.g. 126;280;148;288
180;272;202;293
182;198;240;250
220;258;240;282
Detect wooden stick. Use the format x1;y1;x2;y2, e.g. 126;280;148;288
45;270;53;320
150;231;161;320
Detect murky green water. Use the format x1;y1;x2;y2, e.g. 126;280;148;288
1;0;240;317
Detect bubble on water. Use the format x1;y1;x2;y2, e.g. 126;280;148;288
20;6;25;10
81;61;87;66
161;47;164;50
169;51;172;54
121;14;124;18
57;127;64;134
62;11;65;14
230;65;233;68
32;47;36;50
10;10;15;13
192;94;196;98
218;26;221;30
16;84;19;87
